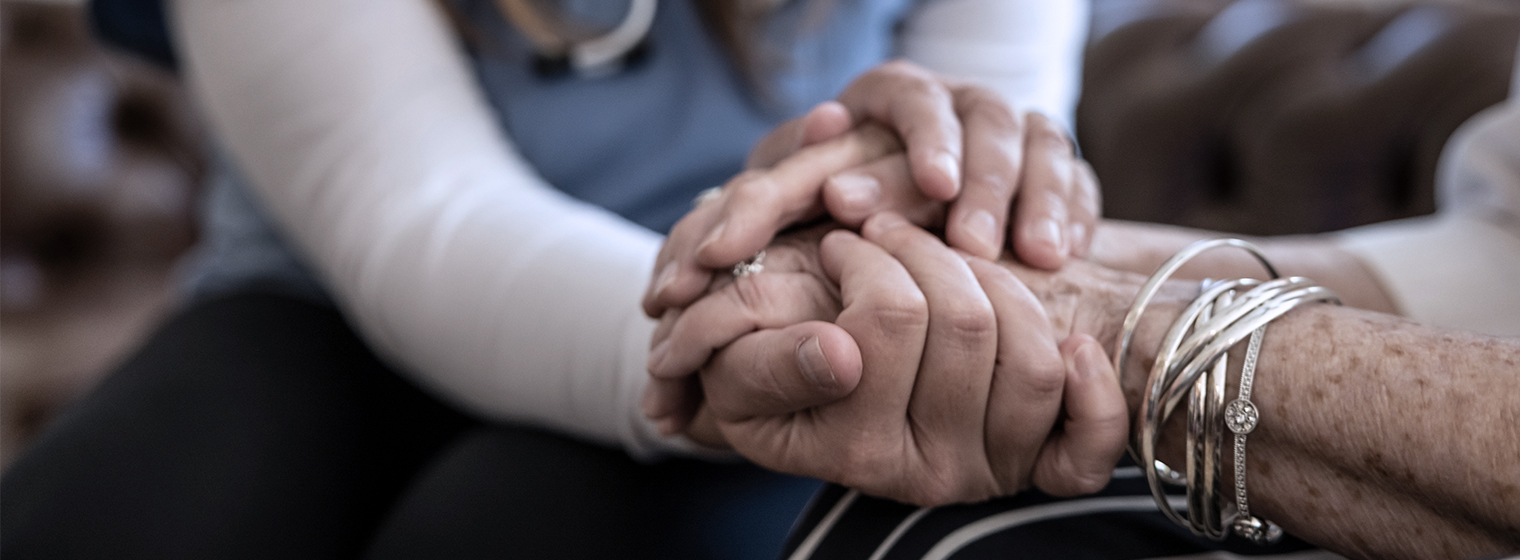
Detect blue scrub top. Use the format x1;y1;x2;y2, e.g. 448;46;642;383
93;0;914;297
455;0;913;232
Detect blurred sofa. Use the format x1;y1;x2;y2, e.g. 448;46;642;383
1079;0;1520;234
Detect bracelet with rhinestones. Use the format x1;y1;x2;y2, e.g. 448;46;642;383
1227;324;1282;544
1119;239;1340;542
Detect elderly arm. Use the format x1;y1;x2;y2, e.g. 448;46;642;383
1087;220;1399;314
1020;254;1520;560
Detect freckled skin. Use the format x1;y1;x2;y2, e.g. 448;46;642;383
1132;306;1518;559
1010;258;1520;560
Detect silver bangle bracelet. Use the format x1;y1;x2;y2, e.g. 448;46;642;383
1145;283;1335;536
1116;239;1278;486
1140;278;1273;530
1186;286;1230;540
1125;239;1340;541
1228;325;1283;544
1159;283;1336;421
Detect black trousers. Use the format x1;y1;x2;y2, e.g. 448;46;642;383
2;293;819;559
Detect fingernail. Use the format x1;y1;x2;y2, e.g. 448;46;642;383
1030;218;1063;253
796;336;836;388
963;209;999;255
697;221;727;255
935;151;961;193
652;261;678;299
648;339;671;373
829;172;880;210
641;387;663;419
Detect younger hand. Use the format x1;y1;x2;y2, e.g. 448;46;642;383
642;61;1102;319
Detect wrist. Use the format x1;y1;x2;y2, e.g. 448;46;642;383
995;257;1200;439
1026;261;1195;423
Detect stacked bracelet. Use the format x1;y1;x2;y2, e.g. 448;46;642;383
1115;239;1340;542
1186;284;1230;540
1229;326;1283;544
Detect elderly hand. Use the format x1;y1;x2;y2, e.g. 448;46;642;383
642;60;1100;320
651;213;1129;505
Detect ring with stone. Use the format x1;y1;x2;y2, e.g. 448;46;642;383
732;250;765;278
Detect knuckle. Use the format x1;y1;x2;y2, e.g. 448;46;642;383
1024;358;1067;398
889;84;950;120
863;290;929;335
970;171;1015;202
939;300;998;343
880;59;929;79
1041;190;1072;220
723;278;767;318
959;90;1020;131
850;60;928;97
1028;115;1073;154
729;171;780;203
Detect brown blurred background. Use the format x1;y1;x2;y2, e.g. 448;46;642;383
2;0;203;467
2;0;1517;469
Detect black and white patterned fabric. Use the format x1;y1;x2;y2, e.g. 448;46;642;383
779;460;1343;560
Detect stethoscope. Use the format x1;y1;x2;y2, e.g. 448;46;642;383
495;0;659;78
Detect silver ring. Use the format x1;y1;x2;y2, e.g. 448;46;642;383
732;250;765;278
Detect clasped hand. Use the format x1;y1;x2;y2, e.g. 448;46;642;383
642;62;1127;506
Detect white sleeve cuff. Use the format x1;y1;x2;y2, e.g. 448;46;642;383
1336;213;1520;336
900;0;1090;133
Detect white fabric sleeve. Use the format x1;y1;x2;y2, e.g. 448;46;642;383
1337;99;1520;337
170;0;702;459
899;0;1091;133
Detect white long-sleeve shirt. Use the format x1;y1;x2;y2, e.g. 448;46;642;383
1338;49;1520;337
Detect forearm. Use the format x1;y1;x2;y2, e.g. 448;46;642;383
1089;220;1399;314
1217;307;1520;558
174;0;687;458
1028;259;1520;558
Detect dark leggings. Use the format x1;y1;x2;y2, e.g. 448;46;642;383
1;292;819;560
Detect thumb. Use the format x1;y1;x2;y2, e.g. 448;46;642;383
1030;334;1130;497
700;321;863;422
